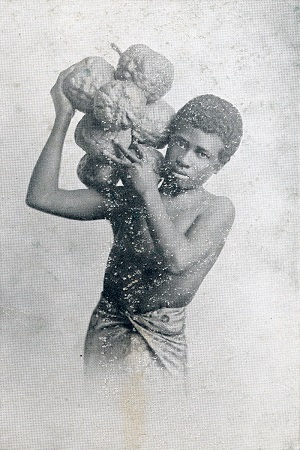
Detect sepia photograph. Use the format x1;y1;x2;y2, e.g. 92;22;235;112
1;1;298;449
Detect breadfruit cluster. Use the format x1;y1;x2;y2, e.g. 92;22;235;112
61;44;175;190
93;80;147;132
132;100;175;149
75;113;132;160
114;44;174;103
63;57;115;113
77;154;120;190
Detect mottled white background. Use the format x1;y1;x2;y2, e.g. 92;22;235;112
0;1;299;449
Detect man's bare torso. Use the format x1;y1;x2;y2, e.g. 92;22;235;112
103;187;226;314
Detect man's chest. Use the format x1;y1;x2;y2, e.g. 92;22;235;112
114;198;206;256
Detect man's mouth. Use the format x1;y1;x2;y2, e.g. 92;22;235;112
171;167;189;179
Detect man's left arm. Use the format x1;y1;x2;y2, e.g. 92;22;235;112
109;142;235;274
142;189;235;274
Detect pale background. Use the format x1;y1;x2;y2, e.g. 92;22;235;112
0;1;299;449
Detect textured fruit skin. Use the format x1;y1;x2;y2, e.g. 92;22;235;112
115;44;174;103
94;80;147;132
77;154;120;190
132;100;175;149
75;113;132;161
63;57;115;113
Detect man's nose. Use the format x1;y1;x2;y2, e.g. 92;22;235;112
176;154;190;169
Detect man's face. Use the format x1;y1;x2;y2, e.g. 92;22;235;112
164;124;224;191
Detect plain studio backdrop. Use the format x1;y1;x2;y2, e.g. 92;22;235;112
0;1;298;449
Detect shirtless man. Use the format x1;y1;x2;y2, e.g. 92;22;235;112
26;70;243;376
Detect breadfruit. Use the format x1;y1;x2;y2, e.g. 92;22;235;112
75;113;132;161
94;80;147;132
63;57;115;113
131;100;175;149
77;154;119;190
113;43;174;103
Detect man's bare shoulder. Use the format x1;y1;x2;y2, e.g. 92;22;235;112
209;194;235;218
193;192;235;231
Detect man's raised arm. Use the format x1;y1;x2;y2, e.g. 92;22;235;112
26;68;122;221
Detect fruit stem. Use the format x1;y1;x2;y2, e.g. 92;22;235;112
111;43;122;56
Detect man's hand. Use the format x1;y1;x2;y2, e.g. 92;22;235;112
50;65;76;119
109;142;160;196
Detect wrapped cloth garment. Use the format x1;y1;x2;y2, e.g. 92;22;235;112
84;294;187;376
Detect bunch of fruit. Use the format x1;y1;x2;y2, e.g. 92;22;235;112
61;44;175;190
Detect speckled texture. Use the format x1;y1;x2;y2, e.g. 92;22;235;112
75;112;132;160
77;154;120;189
132;100;175;148
94;80;147;131
115;44;174;103
1;1;299;449
63;56;115;112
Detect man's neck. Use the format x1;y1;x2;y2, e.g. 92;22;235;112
159;180;205;199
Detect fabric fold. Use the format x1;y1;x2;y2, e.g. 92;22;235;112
84;294;187;375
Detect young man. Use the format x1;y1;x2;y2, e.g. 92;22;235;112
26;68;243;377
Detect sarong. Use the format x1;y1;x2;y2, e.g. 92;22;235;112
84;294;187;376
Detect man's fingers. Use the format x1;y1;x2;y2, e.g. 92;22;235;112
130;141;147;161
112;141;141;164
102;150;132;167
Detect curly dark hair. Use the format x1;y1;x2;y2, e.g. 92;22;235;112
169;94;243;164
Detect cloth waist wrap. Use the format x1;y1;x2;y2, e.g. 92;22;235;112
84;294;187;375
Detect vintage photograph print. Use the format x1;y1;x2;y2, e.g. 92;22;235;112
1;1;298;449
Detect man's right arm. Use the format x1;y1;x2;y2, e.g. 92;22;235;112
26;69;123;221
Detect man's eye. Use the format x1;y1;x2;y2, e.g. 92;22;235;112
175;139;188;149
197;151;208;158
